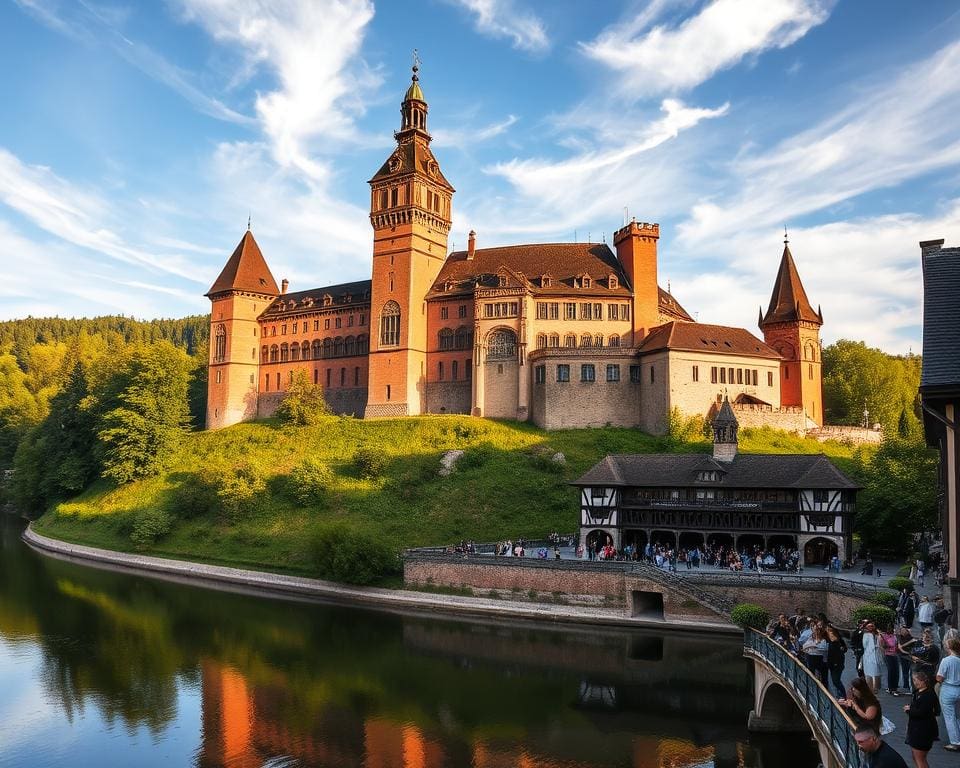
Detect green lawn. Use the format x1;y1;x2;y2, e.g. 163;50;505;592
35;415;864;577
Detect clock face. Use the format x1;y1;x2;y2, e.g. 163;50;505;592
388;153;402;172
428;161;439;177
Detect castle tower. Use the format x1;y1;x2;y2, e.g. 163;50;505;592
365;62;454;417
712;395;739;463
613;220;660;345
205;229;279;429
759;236;824;426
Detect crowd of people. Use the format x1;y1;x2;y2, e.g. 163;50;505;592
578;539;803;573
766;599;960;767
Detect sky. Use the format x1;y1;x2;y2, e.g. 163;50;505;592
2;0;959;354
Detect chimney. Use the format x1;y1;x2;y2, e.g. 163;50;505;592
281;278;289;294
467;230;476;260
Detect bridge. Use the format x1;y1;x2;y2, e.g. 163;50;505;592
744;628;862;768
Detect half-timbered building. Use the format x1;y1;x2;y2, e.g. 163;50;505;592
573;398;858;566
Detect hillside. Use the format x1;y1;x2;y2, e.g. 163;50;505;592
34;416;863;577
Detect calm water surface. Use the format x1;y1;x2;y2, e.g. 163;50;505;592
0;515;818;767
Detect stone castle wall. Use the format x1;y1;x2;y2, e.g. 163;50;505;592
257;387;368;418
732;403;807;433
807;425;883;445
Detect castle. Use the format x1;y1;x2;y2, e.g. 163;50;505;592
206;65;825;434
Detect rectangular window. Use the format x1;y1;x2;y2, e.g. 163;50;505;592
649;365;655;383
720;367;726;384
536;303;548;320
737;368;743;385
275;372;280;389
535;365;546;384
264;374;270;391
728;368;735;384
452;361;458;381
281;324;287;335
314;369;319;385
438;361;444;381
608;304;619;321
483;302;519;318
692;365;699;382
564;302;577;320
629;365;641;383
347;315;354;327
593;303;602;320
324;319;330;330
809;363;814;379
313;320;319;331
458;304;467;318
326;369;331;388
606;364;620;382
752;370;758;386
711;366;718;384
386;384;391;400
557;364;570;382
581;364;595;382
579;302;591;320
767;371;774;387
622;304;630;320
441;306;449;320
548;302;559;320
465;359;472;380
335;317;342;329
354;367;360;386
360;314;366;326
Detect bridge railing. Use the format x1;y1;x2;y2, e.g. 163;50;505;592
743;628;862;768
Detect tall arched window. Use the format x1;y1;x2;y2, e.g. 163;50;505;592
312;340;321;359
322;338;333;358
214;324;227;362
594;334;603;348
438;328;454;351
269;344;279;363
291;342;300;361
345;336;356;356
455;326;472;350
486;328;517;361
301;339;310;360
261;345;269;363
548;333;560;348
334;337;344;356
357;334;369;354
564;334;576;348
580;334;592;348
280;343;289;362
609;334;620;347
380;301;401;346
536;333;547;349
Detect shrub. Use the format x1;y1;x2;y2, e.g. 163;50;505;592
216;463;266;522
852;604;896;629
354;447;386;480
168;471;219;519
457;445;494;471
289;457;333;505
730;603;770;630
130;507;174;549
308;526;399;585
887;577;914;592
870;591;899;609
275;370;331;426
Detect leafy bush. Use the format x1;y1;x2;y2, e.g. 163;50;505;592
457;445;494;471
887;577;914;592
852;604;896;629
730;603;770;630
216;463;266;522
130;507;174;549
308;526;399;585
354;447;386;480
168;471;219;519
870;591;899;609
275;370;331;426
289;457;333;505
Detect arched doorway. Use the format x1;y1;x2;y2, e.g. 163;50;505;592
678;531;704;550
803;537;839;567
622;529;647;557
483;327;519;419
584;529;615;559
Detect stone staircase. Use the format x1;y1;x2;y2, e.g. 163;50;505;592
627;561;737;618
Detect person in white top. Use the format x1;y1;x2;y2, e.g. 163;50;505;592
918;596;936;630
936;636;960;750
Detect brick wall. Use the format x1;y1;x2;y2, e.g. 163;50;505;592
425;381;471;414
732;403;808;433
257;387;368;418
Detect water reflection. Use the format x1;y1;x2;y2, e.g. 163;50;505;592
0;516;817;767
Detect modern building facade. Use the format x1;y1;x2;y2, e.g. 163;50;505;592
206;66;825;434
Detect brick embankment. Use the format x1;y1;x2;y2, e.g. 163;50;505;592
22;526;739;635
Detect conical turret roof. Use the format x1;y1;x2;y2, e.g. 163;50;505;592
206;230;280;298
713;395;738;430
760;244;821;328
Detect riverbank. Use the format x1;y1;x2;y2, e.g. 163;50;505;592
23;524;740;635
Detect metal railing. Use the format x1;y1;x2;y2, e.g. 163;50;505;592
684;571;879;600
743;629;862;768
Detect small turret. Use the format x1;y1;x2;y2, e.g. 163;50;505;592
712;395;739;463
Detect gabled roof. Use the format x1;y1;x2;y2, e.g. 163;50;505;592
659;287;694;321
260;280;372;318
206;231;280;298
369;139;453;191
920;240;960;391
573;453;858;490
637;321;781;359
760;244;822;328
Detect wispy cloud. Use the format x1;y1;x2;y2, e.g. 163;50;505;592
678;40;960;245
450;0;548;52
432;114;518;149
581;0;832;96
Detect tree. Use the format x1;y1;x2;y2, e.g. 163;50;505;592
275;370;330;426
854;435;938;554
98;342;191;483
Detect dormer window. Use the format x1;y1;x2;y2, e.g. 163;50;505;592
609;274;618;290
541;274;551;287
696;470;721;482
323;295;332;307
498;274;507;287
444;280;454;292
582;276;592;288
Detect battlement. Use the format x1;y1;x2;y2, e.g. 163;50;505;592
613;220;660;245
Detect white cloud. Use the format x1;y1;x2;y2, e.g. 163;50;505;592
432;114;518;149
450;0;548;52
581;0;832;96
176;0;378;180
678;40;960;245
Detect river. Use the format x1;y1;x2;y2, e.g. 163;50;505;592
0;515;818;767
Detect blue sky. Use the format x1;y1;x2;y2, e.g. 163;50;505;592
2;0;960;353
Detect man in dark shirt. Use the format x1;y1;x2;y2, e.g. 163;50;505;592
854;724;908;768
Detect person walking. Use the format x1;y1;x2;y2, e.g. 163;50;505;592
863;622;885;694
936;636;960;751
852;619;867;679
904;668;939;768
803;624;829;688
880;625;903;695
826;626;847;698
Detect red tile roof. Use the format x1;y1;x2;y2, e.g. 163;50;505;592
206;231;280;298
760;244;821;327
637;321;782;359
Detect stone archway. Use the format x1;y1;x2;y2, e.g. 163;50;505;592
803;536;839;567
483;327;519;419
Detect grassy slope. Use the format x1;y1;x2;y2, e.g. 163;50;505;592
35;416;865;577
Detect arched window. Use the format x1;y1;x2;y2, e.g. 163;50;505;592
322;338;333;358
301;339;310;360
438;328;454;351
486;328;517;361
594;334;603;348
214;324;227;362
312;340;321;359
357;334;369;354
261;345;269;363
291;342;300;361
269;345;279;363
548;333;560;348
536;333;547;349
564;333;576;348
580;334;592;348
455;326;472;350
345;336;356;356
609;334;620;348
380;301;401;346
334;337;344;356
280;343;289;362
